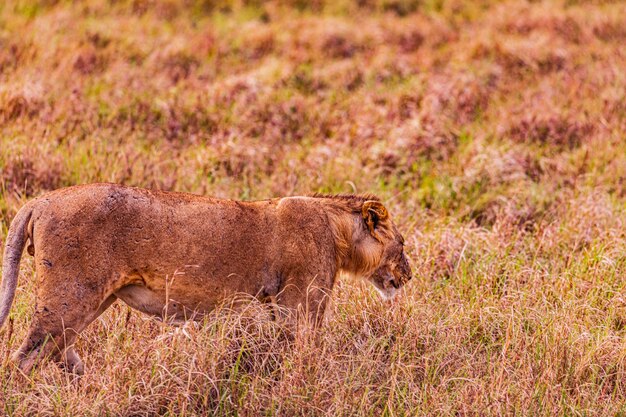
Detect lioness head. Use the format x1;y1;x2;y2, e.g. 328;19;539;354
359;200;412;299
333;198;412;299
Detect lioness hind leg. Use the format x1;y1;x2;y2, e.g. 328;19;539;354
60;347;84;375
12;293;117;375
58;294;117;374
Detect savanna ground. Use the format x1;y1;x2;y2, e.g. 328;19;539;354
1;0;626;415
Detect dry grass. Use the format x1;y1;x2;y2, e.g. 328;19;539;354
1;0;626;415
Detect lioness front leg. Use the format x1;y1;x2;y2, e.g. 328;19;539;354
275;278;332;334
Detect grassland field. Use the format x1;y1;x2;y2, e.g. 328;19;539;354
1;0;626;415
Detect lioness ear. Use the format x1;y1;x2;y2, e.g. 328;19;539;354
362;200;389;235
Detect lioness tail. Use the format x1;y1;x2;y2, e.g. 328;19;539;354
0;201;35;331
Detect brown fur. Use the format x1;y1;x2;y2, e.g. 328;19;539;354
0;184;411;374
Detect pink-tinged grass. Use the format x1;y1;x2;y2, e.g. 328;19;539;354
2;0;626;414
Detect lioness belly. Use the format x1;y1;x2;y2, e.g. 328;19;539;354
114;285;217;321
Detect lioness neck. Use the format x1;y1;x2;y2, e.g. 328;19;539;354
327;210;381;277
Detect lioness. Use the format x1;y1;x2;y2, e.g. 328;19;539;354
0;184;411;374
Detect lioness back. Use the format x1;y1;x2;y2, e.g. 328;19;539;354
29;184;335;302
